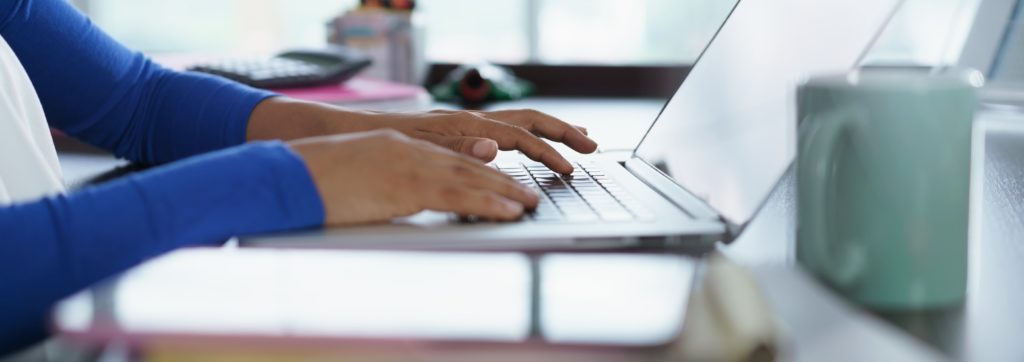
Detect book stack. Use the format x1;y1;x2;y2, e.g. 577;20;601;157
327;0;426;85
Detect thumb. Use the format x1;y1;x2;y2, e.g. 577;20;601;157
448;137;499;161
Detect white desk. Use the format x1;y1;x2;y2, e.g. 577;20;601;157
54;99;1022;361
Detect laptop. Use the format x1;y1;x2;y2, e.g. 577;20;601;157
243;0;904;250
958;0;1024;106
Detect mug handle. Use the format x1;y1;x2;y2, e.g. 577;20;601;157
798;108;865;287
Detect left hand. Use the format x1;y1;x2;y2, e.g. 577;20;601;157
248;98;599;174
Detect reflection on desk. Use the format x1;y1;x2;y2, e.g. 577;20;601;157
54;249;696;360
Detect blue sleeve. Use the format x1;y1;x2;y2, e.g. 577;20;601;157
0;1;329;354
0;142;325;354
0;0;276;164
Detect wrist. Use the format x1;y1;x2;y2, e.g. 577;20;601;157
246;97;379;141
320;106;382;135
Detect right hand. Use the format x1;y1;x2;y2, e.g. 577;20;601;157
288;129;540;226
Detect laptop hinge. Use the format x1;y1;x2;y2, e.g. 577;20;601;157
720;220;744;244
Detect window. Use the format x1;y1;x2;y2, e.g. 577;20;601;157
532;0;733;64
419;0;531;63
78;0;354;55
76;0;980;66
867;0;982;66
76;0;733;64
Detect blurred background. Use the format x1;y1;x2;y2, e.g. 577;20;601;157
69;0;978;68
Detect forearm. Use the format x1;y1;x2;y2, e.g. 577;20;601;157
0;141;324;354
246;97;379;142
1;0;275;164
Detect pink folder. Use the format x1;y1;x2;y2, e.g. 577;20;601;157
274;77;426;104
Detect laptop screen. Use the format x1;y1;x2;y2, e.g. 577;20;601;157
991;0;1024;81
634;0;902;226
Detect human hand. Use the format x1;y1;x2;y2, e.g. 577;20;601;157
342;109;599;174
248;98;599;175
288;129;540;225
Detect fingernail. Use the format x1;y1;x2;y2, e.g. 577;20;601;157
520;185;540;202
472;140;498;160
503;199;524;214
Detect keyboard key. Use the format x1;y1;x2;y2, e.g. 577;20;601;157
604;187;625;195
541;183;566;189
494;161;639;223
535;203;559;211
533;204;560;212
580;192;617;199
585;199;622;207
552;192;581;198
586;195;621;203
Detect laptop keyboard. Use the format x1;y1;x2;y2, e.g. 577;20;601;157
494;161;652;222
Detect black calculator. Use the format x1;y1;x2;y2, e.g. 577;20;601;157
188;46;373;89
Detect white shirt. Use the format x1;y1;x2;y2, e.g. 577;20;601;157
0;34;64;205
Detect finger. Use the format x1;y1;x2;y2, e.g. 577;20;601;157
410;139;539;207
481;122;575;174
421;111;576;173
422;187;525;221
406;137;540;205
413;132;500;162
441;159;540;208
485;109;598;154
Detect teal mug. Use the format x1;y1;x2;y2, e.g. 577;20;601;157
796;69;981;309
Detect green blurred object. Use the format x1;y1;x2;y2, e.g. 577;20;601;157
431;63;534;106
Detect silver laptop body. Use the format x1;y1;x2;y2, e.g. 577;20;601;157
243;0;903;250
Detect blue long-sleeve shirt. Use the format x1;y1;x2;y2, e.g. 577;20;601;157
0;0;325;353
